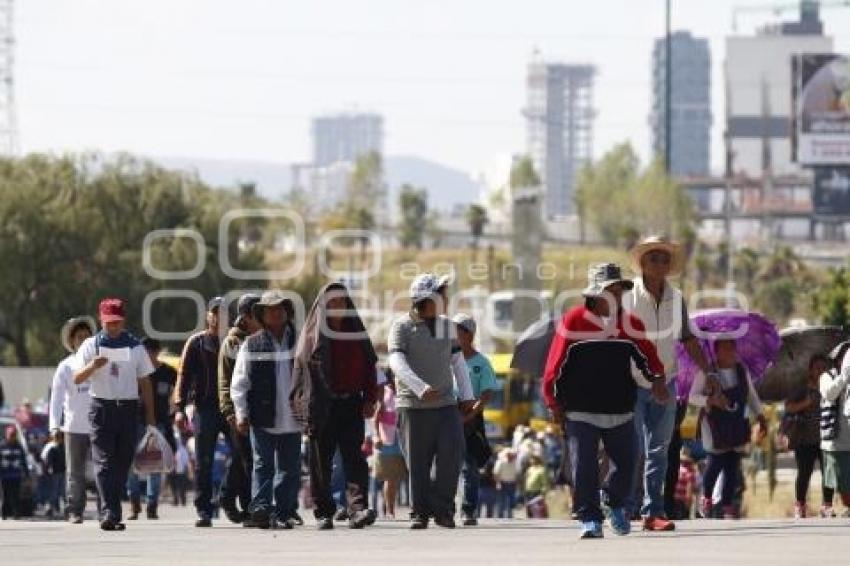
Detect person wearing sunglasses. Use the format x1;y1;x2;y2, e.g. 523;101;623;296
623;235;712;532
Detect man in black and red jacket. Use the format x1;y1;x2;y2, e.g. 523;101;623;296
542;263;667;540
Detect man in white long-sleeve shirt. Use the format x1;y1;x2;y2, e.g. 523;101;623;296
230;290;301;530
388;273;476;529
48;316;96;524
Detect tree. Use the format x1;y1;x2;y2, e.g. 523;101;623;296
398;185;428;250
466;204;489;262
509;155;541;190
425;210;444;249
574;144;695;248
347;151;385;210
0;153;267;366
814;267;850;330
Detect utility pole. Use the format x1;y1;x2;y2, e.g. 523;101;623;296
665;0;672;174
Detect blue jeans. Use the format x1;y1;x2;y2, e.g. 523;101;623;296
498;482;517;518
192;404;228;518
128;472;162;504
250;428;301;519
568;417;637;523
632;381;677;518
44;473;65;513
461;451;481;517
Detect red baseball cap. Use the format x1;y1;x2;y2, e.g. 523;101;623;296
98;298;126;323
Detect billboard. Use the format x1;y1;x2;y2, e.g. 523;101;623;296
813;166;850;215
793;54;850;165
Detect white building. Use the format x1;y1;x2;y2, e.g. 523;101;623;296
725;8;832;177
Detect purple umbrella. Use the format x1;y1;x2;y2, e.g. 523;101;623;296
675;309;781;401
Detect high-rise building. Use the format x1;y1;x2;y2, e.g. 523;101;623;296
650;31;712;177
311;112;383;167
726;3;832;177
525;59;595;218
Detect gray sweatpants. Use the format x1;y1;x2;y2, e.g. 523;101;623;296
397;405;465;519
65;432;91;516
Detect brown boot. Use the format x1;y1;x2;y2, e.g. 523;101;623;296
128;498;141;521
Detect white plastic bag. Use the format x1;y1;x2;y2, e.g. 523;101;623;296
132;425;175;475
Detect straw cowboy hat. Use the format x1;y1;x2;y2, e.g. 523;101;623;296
630;235;685;277
60;316;97;353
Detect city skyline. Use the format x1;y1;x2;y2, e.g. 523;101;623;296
14;1;850;178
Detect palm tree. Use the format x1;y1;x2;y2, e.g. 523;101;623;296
466;204;489;262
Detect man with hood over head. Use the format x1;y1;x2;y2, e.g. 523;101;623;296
290;282;380;530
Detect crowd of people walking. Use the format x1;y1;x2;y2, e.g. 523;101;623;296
2;234;850;540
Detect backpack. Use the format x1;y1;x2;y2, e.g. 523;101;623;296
701;364;751;451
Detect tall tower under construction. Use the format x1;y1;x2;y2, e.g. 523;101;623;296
525;58;595;219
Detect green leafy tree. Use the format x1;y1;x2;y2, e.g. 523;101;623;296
398;184;428;250
575;144;694;248
0;153;267;366
509;155;541;189
814;267;850;330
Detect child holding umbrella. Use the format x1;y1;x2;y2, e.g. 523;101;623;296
689;336;767;519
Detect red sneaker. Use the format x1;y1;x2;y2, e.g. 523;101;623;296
642;516;676;531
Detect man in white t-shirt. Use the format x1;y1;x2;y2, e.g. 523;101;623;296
74;298;156;532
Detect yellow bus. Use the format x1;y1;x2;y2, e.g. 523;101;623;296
482;354;535;441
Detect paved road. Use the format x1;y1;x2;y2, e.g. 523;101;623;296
0;506;846;565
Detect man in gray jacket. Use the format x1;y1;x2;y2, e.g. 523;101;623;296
388;273;476;529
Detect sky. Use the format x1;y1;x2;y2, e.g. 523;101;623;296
15;0;850;176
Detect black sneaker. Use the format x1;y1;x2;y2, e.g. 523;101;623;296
221;502;242;524
290;511;305;526
146;506;159;520
364;509;377;526
100;518;117;531
317;517;334;530
270;517;295;530
242;516;262;528
348;510;372;529
195;516;213;528
333;508;349;522
410;515;429;530
434;515;456;529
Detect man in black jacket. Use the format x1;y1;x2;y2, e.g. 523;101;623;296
174;297;225;528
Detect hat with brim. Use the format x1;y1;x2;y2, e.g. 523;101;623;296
60;316;97;353
582;263;634;298
630;235;684;277
251;290;291;320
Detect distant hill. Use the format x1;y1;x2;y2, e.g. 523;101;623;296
150;154;482;212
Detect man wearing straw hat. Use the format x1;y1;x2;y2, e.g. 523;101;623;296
49;316;97;524
624;235;711;532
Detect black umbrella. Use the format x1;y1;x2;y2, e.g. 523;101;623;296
758;326;846;402
510;314;556;378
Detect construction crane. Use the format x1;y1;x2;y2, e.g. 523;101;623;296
732;0;850;33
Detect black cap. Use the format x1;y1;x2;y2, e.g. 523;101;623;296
236;293;262;317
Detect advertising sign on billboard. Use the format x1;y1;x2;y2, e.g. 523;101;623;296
794;54;850;164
